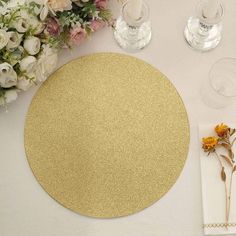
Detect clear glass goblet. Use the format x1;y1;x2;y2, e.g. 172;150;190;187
184;0;224;52
113;0;152;53
201;58;236;108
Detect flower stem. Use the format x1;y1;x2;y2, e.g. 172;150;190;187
231;137;236;146
215;151;228;229
227;170;234;223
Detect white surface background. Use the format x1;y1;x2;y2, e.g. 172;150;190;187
1;0;236;235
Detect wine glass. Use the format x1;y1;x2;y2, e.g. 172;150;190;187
113;0;152;52
201;58;236;108
184;0;224;52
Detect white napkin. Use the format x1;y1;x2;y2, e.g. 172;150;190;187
199;125;236;235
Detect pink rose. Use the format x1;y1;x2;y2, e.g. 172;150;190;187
45;18;60;37
70;27;86;46
90;20;106;31
94;0;107;9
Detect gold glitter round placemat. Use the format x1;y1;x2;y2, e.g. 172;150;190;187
25;52;189;218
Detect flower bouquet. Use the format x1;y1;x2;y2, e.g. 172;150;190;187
202;124;236;228
0;0;111;106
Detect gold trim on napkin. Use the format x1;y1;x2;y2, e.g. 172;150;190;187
204;223;236;228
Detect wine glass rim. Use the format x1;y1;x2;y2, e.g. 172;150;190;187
196;0;224;25
209;57;236;98
121;0;150;26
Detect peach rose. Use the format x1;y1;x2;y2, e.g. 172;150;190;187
48;0;72;12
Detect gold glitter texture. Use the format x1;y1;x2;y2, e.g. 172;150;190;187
24;53;190;218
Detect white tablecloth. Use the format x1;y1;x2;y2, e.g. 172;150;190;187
1;0;236;235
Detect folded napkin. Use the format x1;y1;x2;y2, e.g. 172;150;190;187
199;125;236;235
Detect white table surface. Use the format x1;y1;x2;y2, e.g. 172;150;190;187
1;0;236;235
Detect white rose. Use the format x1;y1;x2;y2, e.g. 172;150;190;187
5;89;18;104
17;75;36;91
0;63;17;88
28;16;44;35
13;8;45;35
13;18;30;33
31;19;45;35
6;31;22;50
37;45;58;81
0;29;9;50
20;56;37;73
12;9;37;33
23;36;41;55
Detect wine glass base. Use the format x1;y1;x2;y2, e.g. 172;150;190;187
113;17;152;53
184;17;222;52
200;86;230;109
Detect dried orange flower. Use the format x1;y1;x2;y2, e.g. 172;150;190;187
202;137;218;152
201;124;236;225
215;123;229;137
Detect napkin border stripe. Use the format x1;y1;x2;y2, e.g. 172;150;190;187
204;223;236;228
